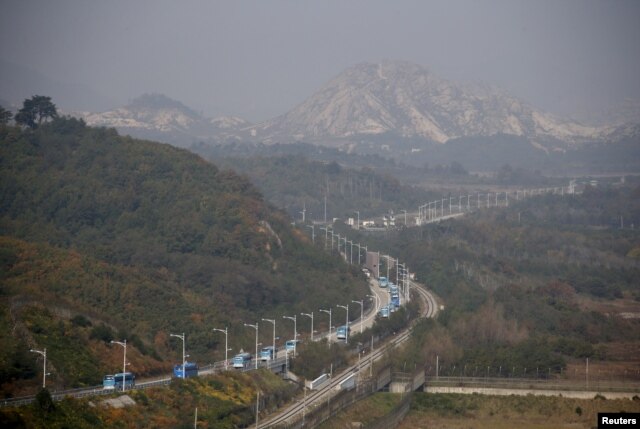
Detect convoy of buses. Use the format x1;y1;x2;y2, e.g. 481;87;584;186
103;272;403;390
377;276;401;318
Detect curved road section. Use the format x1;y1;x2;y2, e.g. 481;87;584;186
258;279;439;428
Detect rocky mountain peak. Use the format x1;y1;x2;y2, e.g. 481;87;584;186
253;60;605;147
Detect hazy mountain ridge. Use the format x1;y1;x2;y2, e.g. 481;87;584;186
77;93;253;146
72;62;638;151
253;61;620;147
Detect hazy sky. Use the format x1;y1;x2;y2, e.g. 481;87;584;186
2;0;639;122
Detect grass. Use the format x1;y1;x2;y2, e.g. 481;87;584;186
398;392;640;429
316;393;403;429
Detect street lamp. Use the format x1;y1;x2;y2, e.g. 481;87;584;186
320;226;330;250
244;323;259;369
261;319;276;360
300;312;314;341
352;300;364;334
336;304;349;344
319;308;332;344
29;348;47;389
307;225;315;244
110;339;127;391
283;315;297;356
354;211;360;230
169;333;186;379
213;327;229;370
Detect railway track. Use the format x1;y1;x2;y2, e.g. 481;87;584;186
259;280;439;428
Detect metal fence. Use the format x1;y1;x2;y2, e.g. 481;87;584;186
427;376;640;393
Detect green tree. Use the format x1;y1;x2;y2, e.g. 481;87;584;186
35;388;55;413
0;105;12;124
14;96;57;129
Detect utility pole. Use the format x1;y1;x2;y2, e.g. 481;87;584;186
324;194;327;224
348;240;353;265
213;327;229;370
351;300;364;334
110;339;127;391
169;333;186;379
283;315;297;356
244;323;259;369
319;308;332;344
261;319;276;361
337;304;349;344
300;312;314;341
307;225;315;244
29;348;48;389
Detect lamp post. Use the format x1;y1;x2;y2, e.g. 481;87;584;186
352;300;364;334
110;339;127;391
283;315;297;356
347;240;353;265
244;323;259;369
320;226;330;250
261;319;276;360
319;308;332;344
383;254;391;280
170;333;186;379
300;312;314;341
354;211;360;230
213;327;229;370
307;225;315;244
29;348;47;389
337;304;349;344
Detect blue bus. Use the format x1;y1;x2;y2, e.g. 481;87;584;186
389;284;398;294
378;277;388;288
103;375;116;390
285;340;300;352
391;294;400;308
336;325;350;340
260;346;276;361
113;372;135;389
173;361;199;378
378;305;390;318
232;352;252;369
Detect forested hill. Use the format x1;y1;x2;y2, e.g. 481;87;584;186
0;118;366;393
210;154;438;221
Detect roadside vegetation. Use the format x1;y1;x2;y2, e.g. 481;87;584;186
357;184;640;377
0;114;367;396
0;369;295;429
399;393;640;429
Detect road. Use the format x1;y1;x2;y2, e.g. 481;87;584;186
1;279;395;408
257;278;439;428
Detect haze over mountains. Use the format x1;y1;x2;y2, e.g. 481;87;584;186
71;61;638;156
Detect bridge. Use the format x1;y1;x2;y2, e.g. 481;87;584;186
417;183;577;224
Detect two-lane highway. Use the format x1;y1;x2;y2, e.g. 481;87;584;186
258;279;439;428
